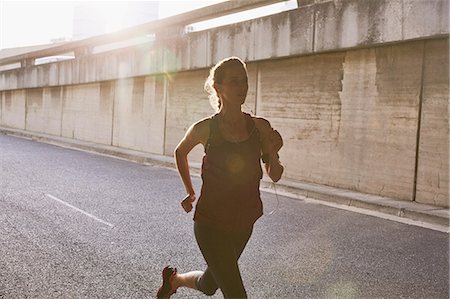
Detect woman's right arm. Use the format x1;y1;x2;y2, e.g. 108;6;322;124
174;119;209;212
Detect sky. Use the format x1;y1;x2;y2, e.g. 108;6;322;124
0;0;297;50
0;1;221;49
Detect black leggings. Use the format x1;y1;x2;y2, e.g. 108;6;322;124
194;222;253;298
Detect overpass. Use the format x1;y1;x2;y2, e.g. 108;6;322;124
0;0;448;214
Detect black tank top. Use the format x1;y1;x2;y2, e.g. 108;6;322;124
193;113;263;231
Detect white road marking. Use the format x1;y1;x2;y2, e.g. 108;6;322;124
45;194;114;228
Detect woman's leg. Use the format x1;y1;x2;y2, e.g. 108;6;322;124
171;270;204;290
194;222;253;298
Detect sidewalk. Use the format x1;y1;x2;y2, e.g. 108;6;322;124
2;126;449;233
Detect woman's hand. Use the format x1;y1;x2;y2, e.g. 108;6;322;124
181;194;196;213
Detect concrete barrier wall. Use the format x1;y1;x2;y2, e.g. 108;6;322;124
61;83;113;145
416;39;449;207
4;38;447;206
1;90;26;129
257;41;427;202
26;87;62;136
112;76;166;154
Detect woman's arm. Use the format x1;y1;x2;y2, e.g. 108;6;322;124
174;119;209;212
255;118;284;182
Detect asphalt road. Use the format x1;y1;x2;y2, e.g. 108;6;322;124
1;134;448;299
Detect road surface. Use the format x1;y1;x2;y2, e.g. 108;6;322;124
1;134;448;298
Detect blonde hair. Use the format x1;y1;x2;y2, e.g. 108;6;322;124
204;56;247;112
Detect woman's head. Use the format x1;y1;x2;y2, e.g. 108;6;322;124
204;56;248;112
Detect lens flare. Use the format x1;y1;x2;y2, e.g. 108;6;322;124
270;236;335;285
225;153;245;174
324;281;359;299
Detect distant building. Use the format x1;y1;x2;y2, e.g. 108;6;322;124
73;2;159;40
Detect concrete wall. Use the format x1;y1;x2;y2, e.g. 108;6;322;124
26;87;62;136
61;83;113;145
256;41;429;202
112;76;166;154
2;38;447;206
0;0;448;207
1;90;26;129
416;39;449;207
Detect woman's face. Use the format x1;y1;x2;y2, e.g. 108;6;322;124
216;64;248;106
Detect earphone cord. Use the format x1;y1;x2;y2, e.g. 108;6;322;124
267;181;280;216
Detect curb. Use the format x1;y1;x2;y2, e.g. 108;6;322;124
263;181;449;230
2;127;449;232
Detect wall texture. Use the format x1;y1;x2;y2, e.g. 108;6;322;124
112;76;166;154
258;40;443;203
416;39;449;207
0;0;448;207
1;90;26;129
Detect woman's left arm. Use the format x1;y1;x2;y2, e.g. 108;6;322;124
255;118;284;182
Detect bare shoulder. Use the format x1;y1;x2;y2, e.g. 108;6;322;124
188;116;212;145
252;116;272;135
